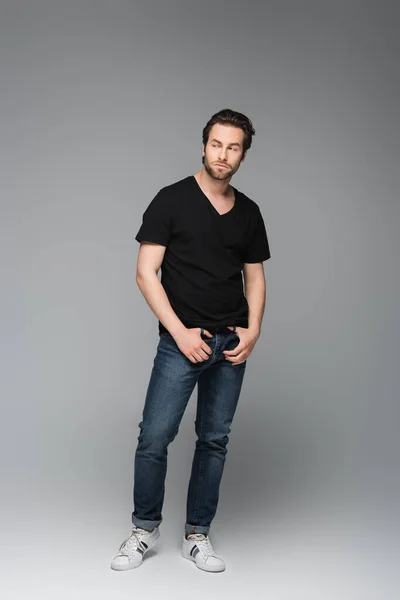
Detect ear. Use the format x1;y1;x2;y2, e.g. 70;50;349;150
241;150;247;163
201;143;205;158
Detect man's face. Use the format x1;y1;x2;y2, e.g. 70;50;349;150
202;123;246;181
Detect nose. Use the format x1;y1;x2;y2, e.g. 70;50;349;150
218;147;228;161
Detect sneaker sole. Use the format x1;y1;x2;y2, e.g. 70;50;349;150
110;531;160;571
181;550;226;573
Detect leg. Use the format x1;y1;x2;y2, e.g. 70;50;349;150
185;330;246;535
132;333;202;530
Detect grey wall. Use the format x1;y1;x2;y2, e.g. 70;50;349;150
1;1;398;598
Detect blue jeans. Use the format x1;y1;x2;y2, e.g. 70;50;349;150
131;326;246;535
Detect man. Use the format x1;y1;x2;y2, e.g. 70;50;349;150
111;108;270;573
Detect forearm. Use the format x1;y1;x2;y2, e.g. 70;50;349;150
136;272;186;337
244;276;266;335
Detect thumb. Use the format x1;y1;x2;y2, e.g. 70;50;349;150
203;329;214;338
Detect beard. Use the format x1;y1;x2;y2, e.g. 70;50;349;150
203;155;235;181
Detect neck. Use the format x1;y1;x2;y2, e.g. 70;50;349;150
195;168;232;197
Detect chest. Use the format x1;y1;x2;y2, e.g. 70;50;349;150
170;198;254;256
207;193;235;216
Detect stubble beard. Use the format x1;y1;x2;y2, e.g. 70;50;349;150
203;156;234;181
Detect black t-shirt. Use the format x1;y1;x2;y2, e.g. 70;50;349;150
135;175;271;335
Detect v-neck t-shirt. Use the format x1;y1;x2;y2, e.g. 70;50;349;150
135;175;271;335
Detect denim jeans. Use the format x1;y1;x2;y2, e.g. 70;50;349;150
131;326;246;535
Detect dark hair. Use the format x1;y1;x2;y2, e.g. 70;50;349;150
202;108;255;158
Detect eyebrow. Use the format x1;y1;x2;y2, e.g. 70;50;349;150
210;138;242;147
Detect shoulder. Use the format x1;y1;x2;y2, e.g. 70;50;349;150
147;176;191;213
233;186;262;218
157;175;193;198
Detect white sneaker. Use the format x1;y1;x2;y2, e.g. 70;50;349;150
181;533;226;572
110;526;160;570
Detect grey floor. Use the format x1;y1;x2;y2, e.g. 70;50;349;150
2;497;397;600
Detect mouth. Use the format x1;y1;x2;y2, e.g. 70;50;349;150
215;163;229;168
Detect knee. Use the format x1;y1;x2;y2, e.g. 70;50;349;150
137;421;178;456
196;432;230;456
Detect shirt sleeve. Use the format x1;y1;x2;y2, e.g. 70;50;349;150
135;189;172;247
242;207;271;263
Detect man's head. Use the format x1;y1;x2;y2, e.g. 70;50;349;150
201;108;255;181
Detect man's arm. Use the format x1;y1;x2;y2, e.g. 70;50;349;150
243;261;266;335
223;261;266;365
136;242;213;363
136;241;186;338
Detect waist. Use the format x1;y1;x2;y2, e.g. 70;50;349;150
159;318;248;336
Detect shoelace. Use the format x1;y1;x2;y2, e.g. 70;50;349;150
118;528;150;557
187;534;216;558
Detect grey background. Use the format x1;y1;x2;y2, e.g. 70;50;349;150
1;1;399;598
